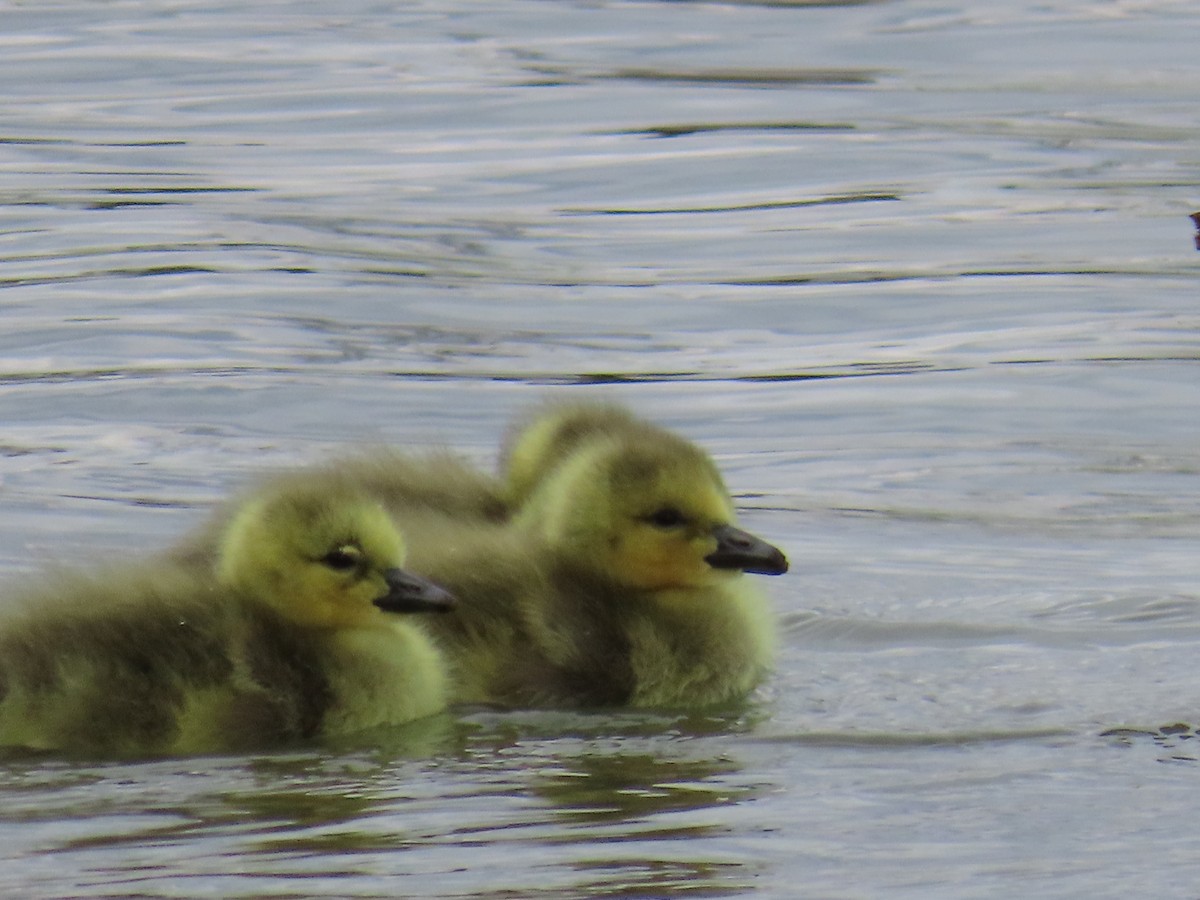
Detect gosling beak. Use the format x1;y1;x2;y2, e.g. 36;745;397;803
374;568;456;614
705;524;789;575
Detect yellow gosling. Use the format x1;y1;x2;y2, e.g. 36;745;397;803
408;404;788;708
0;479;453;757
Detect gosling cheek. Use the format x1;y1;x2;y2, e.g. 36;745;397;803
363;576;395;614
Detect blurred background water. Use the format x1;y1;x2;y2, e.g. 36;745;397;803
1;0;1198;896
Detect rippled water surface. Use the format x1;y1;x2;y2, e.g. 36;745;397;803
2;0;1199;896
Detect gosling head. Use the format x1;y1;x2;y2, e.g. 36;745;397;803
216;481;455;630
515;431;788;593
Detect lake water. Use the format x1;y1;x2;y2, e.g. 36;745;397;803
1;0;1198;896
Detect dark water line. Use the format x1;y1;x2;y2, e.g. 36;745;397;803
3;353;1191;390
0;266;222;288
563;192;900;215
0;136;189;147
718;266;1200;286
615;121;857;138
593;66;882;87
0;239;405;266
742;728;1073;748
5;266;1183;293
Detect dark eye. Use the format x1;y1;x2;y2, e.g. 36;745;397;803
645;507;686;528
321;546;360;571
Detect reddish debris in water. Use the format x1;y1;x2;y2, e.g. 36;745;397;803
1192;211;1200;250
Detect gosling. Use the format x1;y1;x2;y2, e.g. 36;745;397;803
0;478;453;757
405;403;788;708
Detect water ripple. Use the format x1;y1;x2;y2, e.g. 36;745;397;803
563;190;900;215
583;66;881;87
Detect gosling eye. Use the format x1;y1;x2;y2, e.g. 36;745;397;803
321;545;362;571
644;507;687;529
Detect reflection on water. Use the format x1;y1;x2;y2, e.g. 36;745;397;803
469;713;767;897
0;711;771;897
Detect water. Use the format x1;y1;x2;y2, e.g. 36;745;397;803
1;0;1198;895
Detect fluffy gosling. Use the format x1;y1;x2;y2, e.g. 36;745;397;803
407;403;788;708
0;479;453;757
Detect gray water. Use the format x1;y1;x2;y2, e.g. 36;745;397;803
1;0;1198;896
